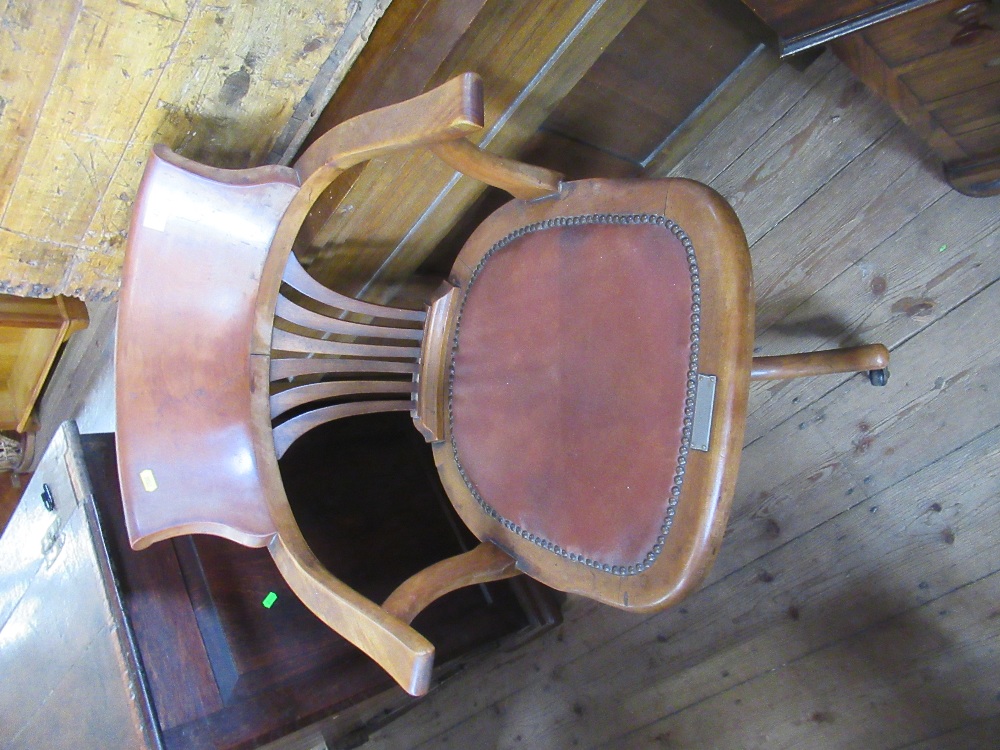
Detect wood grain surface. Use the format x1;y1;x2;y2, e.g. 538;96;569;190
0;0;388;299
0;294;87;431
383;542;519;624
356;49;1000;750
112;73;495;697
295;0;648;305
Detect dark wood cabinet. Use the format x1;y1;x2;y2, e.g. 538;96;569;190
744;0;1000;196
0;422;560;749
832;0;1000;196
741;0;942;55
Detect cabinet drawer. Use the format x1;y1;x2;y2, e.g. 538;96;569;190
864;0;999;66
929;78;1000;133
899;40;1000;101
954;120;1000;153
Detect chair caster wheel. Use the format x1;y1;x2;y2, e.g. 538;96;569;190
869;368;889;387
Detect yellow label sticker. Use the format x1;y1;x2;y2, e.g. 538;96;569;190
139;469;158;492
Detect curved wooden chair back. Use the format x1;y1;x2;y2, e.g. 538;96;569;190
116;73;889;696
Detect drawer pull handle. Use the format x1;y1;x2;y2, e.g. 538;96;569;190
950;1;995;46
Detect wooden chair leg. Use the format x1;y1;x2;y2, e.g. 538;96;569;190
383;542;520;625
751;344;890;385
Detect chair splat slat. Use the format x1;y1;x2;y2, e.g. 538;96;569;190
272;329;421;360
269;357;419;381
283;254;426;323
270;380;414;420
275;295;423;341
273;400;415;459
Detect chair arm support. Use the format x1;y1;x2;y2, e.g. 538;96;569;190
268;532;436;696
254;73;487;355
430;139;563;200
751;344;889;380
294;73;485;183
383;542;520;625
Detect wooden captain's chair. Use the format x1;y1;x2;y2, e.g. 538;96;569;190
116;73;889;696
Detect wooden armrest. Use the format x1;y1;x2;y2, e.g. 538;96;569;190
268;530;436;696
383;542;520;625
294;72;485;184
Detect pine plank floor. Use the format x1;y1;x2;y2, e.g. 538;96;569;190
358;51;1000;750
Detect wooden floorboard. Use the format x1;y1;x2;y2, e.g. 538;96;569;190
384;425;1000;749
894;715;1000;749
725;278;1000;584
747;124;946;337
693;64;897;247
360;51;1000;750
607;570;1000;749
747;187;1000;442
659;52;838;186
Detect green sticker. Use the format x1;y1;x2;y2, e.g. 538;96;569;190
262;592;278;609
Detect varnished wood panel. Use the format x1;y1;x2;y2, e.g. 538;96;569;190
834;35;968;159
296;0;649;304
298;0;491;147
543;0;763;163
741;0;940;56
645;45;782;176
859;0;997;67
956;121;1000;157
417;0;768;276
0;0;388;299
897;42;1000;103
0;294;87;431
929;80;1000;136
828;1;1000;195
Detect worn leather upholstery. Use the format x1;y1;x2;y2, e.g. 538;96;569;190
449;220;696;567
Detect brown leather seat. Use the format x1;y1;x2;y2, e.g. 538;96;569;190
425;177;762;612
451;216;699;571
